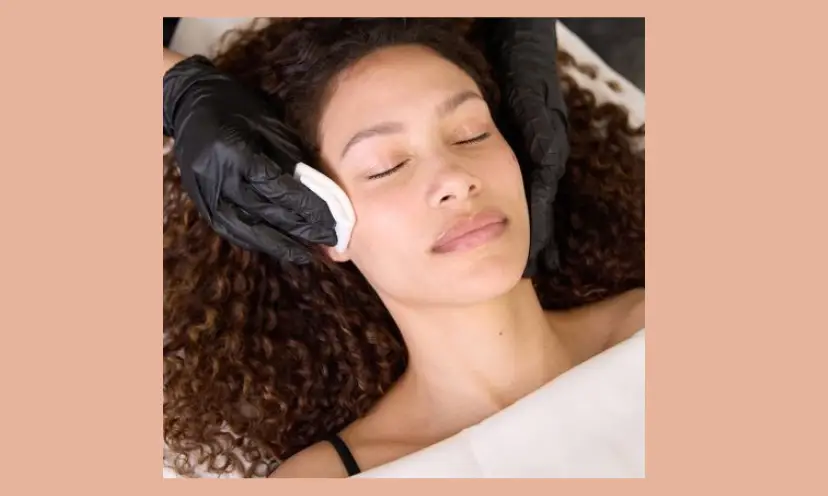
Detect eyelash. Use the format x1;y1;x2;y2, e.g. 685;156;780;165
367;132;491;180
456;132;491;146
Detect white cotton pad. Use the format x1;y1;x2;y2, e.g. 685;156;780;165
293;163;356;253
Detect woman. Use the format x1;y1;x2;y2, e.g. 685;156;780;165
163;18;644;478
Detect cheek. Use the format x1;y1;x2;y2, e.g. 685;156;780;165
507;150;526;191
349;190;421;258
480;142;525;193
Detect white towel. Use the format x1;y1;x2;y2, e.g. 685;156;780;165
355;329;645;478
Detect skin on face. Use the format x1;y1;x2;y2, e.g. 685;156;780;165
318;44;531;307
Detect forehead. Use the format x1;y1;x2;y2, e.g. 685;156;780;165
318;45;480;153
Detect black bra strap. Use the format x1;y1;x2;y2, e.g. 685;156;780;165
327;433;361;477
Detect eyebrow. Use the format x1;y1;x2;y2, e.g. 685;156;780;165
339;90;485;160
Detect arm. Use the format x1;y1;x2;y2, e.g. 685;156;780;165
163;48;186;76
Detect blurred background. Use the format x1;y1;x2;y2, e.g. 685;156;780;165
163;18;645;92
561;18;644;92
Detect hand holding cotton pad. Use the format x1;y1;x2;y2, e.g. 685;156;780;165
293;163;356;254
163;54;341;264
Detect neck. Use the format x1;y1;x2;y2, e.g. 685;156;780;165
381;279;573;424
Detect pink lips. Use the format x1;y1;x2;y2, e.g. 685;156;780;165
432;209;508;254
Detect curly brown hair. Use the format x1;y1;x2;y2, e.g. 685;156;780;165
163;18;644;478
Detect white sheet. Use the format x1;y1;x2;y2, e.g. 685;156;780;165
354;329;645;478
163;18;646;479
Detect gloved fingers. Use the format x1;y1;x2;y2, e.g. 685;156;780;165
245;154;338;235
178;143;338;252
177;155;219;226
490;19;560;73
479;18;568;276
211;198;314;265
525;197;561;275
489;19;568;124
509;97;569;171
528;186;556;254
254;114;308;172
225;172;338;247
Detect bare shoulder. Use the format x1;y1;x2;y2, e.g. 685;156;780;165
603;288;644;347
268;441;349;478
546;288;645;363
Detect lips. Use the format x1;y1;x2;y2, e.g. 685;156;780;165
432;209;508;254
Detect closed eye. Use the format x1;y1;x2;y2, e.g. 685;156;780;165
366;133;491;181
455;132;490;145
368;159;410;180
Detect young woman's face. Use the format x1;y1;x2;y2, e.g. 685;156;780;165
318;44;530;306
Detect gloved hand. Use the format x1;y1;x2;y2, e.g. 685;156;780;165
478;18;571;277
163;55;337;264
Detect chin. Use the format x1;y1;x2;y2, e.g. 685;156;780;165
433;246;528;304
373;256;526;308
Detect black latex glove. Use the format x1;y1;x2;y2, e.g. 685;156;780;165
163;55;337;264
479;18;571;277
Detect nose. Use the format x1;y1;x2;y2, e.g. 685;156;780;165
427;159;483;208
